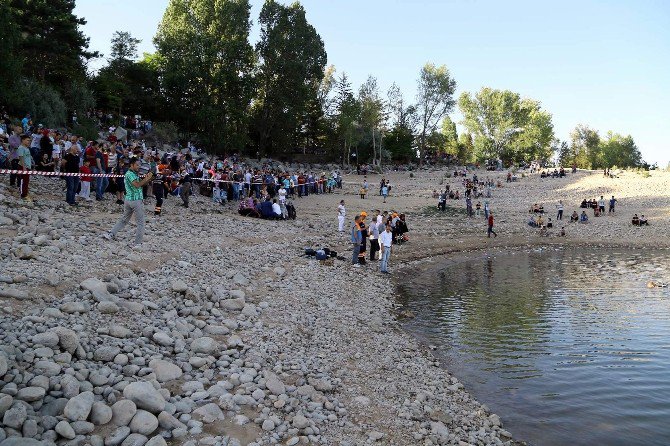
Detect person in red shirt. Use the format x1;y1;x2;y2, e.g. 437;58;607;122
85;142;97;166
297;174;305;198
487;212;497;238
79;159;93;201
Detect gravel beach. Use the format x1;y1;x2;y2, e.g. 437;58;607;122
1;165;668;446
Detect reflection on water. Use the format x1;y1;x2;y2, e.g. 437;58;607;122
398;249;670;446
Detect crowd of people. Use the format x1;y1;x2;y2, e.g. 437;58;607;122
579;195;618;217
539;168;566;178
1;114;356;247
348;208;409;273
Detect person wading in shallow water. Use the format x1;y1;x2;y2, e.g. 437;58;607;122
487;211;498;238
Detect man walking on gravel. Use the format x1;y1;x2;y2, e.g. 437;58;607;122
105;157;154;246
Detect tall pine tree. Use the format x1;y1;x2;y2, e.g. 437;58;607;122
10;0;96;87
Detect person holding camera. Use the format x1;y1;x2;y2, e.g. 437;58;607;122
105;157;154;246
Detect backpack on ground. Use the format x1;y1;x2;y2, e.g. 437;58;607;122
286;203;296;220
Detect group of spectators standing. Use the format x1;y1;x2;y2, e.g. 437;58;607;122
348;207;409;273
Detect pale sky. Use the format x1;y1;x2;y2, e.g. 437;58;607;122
75;0;670;166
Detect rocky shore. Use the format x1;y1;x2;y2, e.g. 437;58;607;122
1;166;668;446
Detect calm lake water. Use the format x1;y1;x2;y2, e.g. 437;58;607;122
398;248;670;446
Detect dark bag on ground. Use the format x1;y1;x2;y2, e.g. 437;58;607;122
286;204;297;220
199;182;212;197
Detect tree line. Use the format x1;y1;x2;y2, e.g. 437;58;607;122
0;0;645;168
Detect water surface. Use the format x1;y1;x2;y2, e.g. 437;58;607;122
398;248;670;446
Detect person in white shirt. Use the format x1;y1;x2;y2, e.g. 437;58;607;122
379;224;393;274
271;199;282;219
337;200;346;232
278;186;288;218
244;170;252;196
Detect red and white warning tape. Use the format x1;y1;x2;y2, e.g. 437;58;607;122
0;169;125;178
0;169;336;187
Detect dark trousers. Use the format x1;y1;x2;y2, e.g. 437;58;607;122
9;159;20;186
369;239;379;260
557;210;563;220
154;184;164;215
66;176;80;204
20;169;30;198
181;182;191;207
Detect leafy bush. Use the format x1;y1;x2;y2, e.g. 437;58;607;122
63;81;95;115
12;79;67;127
152;121;179;145
72;116;100;142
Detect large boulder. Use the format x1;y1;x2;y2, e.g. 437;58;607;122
148;359;182;383
63;391;95;421
190;337;220;355
122;382;166;413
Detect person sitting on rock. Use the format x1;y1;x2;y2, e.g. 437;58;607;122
238;197;260;218
571;211;579;222
537;215;545;227
580;211;589;223
547;217;553;228
580;199;588;208
260;197;275;219
560;226;566;236
271;199;283;219
639;214;649;226
632;214;640;225
528;215;537;227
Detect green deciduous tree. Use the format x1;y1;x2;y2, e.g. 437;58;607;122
415;63;457;162
155;0;256;153
358;75;385;167
254;0;327;155
334;73;361;165
569;124;600;168
457;132;474;163
459;87;554;164
599;131;642;168
441;116;458;155
15;79;67;127
386;82;416;162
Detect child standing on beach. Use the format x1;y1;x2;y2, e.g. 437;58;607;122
79;159;92;201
